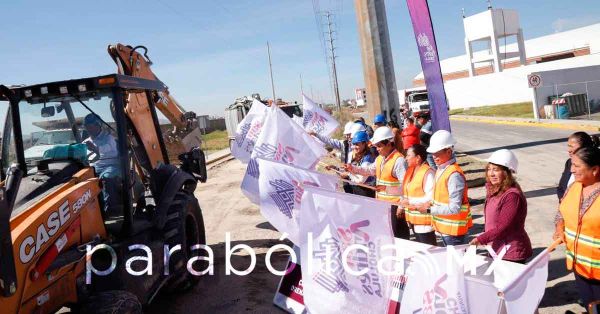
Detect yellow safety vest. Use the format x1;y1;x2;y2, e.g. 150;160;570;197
431;163;472;236
403;163;433;226
559;182;600;280
375;150;403;202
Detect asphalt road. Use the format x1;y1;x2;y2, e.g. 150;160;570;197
451;119;589;313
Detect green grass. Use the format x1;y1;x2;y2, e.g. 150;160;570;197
202;130;229;151
449;102;534;118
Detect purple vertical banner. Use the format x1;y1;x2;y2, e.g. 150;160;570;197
406;0;451;132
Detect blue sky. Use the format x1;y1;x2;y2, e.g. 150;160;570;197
1;0;599;117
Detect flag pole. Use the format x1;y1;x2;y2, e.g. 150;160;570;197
300;73;304;95
267;42;276;104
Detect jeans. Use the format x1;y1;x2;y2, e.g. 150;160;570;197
441;235;466;246
390;205;410;240
575;272;600;311
414;231;437;246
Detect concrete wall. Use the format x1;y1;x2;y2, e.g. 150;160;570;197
424;54;600;110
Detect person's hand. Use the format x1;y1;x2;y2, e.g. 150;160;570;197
553;220;566;244
342;164;353;173
375;185;386;192
396;207;405;219
85;141;98;154
415;203;429;213
398;199;410;207
469;238;481;246
324;165;333;171
340;173;350;180
308;131;317;137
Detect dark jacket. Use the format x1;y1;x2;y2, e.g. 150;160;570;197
477;184;532;262
557;158;572;201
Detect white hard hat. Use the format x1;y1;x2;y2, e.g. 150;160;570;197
426;130;457;153
371;126;394;144
343;122;354;135
487;149;518;173
350;123;366;138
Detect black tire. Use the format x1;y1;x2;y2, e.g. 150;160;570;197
80;290;142;314
162;190;207;293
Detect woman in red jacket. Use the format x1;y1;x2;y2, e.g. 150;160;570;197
469;149;532;263
400;117;420;150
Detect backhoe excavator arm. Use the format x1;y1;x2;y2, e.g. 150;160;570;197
107;43;203;166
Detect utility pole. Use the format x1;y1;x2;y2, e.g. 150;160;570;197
324;11;342;112
267;42;276;104
354;0;400;124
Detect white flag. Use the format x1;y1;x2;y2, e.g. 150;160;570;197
241;106;327;204
302;94;339;137
497;248;550;314
299;186;395;314
399;247;469;314
292;114;304;127
231;99;268;163
257;158;338;245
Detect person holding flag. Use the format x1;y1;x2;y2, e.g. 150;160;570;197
424;130;472;246
554;146;600;310
344;131;377;198
310;121;355;164
344;126;410;239
400;144;436;245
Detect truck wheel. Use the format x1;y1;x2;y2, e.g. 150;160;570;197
163;190;207;293
80;290;142;314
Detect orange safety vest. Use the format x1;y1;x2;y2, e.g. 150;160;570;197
559;182;600;280
375;150;404;202
403;163;433;226
431;163;472;236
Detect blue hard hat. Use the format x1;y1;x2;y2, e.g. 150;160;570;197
84;113;101;126
352;131;370;144
374;114;386;124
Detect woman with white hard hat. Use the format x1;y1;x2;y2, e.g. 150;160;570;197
310;121;355;164
469;149;532;263
345;126;411;239
400;144;436;245
419;130;472;246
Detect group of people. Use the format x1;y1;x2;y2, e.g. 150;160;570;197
310;114;600;311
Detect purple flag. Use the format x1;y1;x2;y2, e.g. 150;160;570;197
406;0;451;132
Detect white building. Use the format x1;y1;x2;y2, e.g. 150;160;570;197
410;9;600;114
355;88;367;107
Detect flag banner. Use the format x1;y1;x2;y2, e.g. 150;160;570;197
302;94;339;137
406;0;451;132
299;186;395;314
241;106;327;204
273;245;307;314
257;158;338;245
497;248;550;314
399;246;469;314
231;99;268;163
292;114;304;127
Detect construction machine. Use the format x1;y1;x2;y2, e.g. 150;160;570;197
0;44;208;313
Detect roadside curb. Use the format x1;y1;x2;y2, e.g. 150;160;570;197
450;115;600;132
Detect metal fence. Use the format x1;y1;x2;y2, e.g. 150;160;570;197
535;79;600;121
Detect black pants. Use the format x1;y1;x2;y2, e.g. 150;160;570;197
390;205;410;240
575;272;600;311
351;185;376;198
414;231;437;246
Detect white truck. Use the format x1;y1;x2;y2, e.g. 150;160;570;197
399;87;430;117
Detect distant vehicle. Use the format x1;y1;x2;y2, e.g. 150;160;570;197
24;129;84;164
407;92;430;116
224;94;302;150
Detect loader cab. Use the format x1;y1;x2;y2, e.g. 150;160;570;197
0;75;170;236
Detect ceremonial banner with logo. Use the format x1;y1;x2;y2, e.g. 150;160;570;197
231;99;268;163
257;158;338;245
298;186;395;314
497;247;550;314
406;0;451;132
301;94;339;136
241;106;326;204
399;247;469;314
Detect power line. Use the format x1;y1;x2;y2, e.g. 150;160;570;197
324;11;341;111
